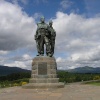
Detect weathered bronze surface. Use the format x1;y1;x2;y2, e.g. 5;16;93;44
34;17;56;57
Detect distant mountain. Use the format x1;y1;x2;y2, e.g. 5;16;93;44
1;65;100;76
68;66;100;73
0;65;31;76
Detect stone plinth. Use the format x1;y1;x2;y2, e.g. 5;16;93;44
22;56;64;89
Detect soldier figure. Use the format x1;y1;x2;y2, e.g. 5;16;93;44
34;17;52;57
34;29;41;56
49;20;56;56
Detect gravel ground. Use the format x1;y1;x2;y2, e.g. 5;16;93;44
0;83;100;100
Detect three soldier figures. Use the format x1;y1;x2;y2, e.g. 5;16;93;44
34;17;56;57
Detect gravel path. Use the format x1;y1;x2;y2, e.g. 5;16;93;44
0;83;100;100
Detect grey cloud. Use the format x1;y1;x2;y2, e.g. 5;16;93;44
0;1;36;51
10;54;32;61
3;54;32;69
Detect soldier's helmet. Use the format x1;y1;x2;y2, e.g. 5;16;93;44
49;20;53;24
40;16;45;23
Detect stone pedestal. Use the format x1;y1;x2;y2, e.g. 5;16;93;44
22;56;64;89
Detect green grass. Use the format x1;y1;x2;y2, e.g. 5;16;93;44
86;81;100;86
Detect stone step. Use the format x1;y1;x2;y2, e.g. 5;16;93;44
22;82;64;89
31;74;57;78
29;78;59;83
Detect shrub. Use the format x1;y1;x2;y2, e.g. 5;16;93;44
93;76;100;80
20;82;28;86
13;83;19;86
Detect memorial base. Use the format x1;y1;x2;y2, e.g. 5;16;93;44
22;56;64;89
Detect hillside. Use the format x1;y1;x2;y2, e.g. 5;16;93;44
0;65;100;76
68;66;100;73
0;65;31;76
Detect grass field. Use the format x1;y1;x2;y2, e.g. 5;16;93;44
86;81;100;86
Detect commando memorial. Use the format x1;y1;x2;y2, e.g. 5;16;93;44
22;17;64;89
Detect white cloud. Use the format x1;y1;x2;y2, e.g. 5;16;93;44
22;54;32;60
0;0;36;51
52;11;100;69
56;57;63;62
33;13;43;20
0;56;7;63
0;1;36;69
53;12;100;51
4;61;27;68
8;0;28;5
60;0;73;10
0;50;9;55
4;54;32;69
9;54;32;62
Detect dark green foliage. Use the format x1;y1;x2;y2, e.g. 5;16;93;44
0;70;100;88
0;72;31;82
0;72;31;88
57;71;100;83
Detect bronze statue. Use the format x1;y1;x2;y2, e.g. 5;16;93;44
49;20;56;56
34;17;56;57
35;17;52;57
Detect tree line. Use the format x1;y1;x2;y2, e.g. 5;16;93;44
57;71;100;83
0;71;100;83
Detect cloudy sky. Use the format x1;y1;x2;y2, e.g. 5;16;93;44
0;0;100;70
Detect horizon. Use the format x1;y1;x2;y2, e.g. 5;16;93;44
1;65;100;70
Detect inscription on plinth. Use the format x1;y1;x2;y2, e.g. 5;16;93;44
38;62;47;75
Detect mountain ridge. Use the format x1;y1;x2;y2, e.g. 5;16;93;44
68;66;100;73
0;65;100;76
0;65;31;76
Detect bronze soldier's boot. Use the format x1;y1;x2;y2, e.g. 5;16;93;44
48;53;52;57
40;54;44;56
37;53;41;56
